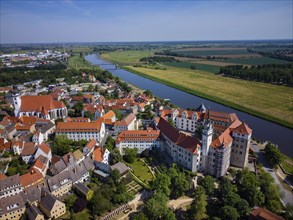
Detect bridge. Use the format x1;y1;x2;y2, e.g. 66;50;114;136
99;63;118;70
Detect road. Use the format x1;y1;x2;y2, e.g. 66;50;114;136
251;142;293;206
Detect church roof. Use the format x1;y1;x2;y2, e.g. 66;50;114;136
20;95;65;112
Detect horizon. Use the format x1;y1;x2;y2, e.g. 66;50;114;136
1;0;292;44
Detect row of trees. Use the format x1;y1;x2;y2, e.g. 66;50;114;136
219;64;293;86
248;47;293;62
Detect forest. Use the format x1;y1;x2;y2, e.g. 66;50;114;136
219;64;293;86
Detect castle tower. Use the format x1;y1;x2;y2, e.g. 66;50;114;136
12;93;21;117
201;119;213;171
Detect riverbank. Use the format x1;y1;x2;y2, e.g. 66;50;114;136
123;66;293;129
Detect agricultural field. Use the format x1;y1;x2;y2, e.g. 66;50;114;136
163;61;221;73
124;65;293;128
101;50;154;65
171;47;257;57
218;57;292;65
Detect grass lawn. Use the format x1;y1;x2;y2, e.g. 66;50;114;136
124;66;293;128
101;50;154;65
127;159;154;184
281;156;293;175
163;61;220;73
68;55;100;70
72;209;92;220
173;49;251;56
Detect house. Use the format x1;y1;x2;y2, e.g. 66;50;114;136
47;171;72;198
36;121;55;141
83;139;96;156
32;131;43;145
93;146;110;164
13;94;68;120
56;119;105;143
39;192;66;219
67;157;94;184
114;113;136;134
111;162;129;176
0;174;23;199
11;140;25;155
157;118;202;173
20;185;43;206
249;207;284;220
33;155;49;177
0;194;25;220
99;110;116;129
49;88;65;101
34;143;52;162
26;203;45;220
116;129;162;154
82;103;105;120
73;182;93;201
20;169;44;189
21;142;37;164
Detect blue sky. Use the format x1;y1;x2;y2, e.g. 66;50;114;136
1;0;292;43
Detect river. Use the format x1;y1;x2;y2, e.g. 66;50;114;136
85;54;293;158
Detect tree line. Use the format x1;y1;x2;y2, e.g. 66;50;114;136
219;64;293;86
248;47;293;62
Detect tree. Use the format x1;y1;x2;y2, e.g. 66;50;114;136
168;118;174;127
167;166;189;198
143;89;153;97
188;186;207;220
72;100;83;117
52;135;72;156
90;192;112;216
105;136;115;151
264;143;284;167
151;173;171;197
110;149;122;165
200;175;216;196
235;198;250;218
144;192;172;220
87;84;94;92
219;206;240;220
132;212;148;220
84;110;94;121
65;194;77;210
123;148;138;164
112;109;122;120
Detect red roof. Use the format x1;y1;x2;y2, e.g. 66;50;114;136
93;147;105;162
114;113;136;127
20;95;65;112
85;139;96;150
20;170;43;188
157;118;200;154
116;129;160;143
233;122;252;135
249;207;284;220
37;143;51;155
56;120;103;132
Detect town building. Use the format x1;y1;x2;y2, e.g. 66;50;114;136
83;139;96;156
39;192;66;219
116;129;162;154
56;119;105;143
157;118;202;172
114;113;136;134
13;94;68;120
82;103;105;120
0;194;25;220
25;203;45;220
0;174;23;199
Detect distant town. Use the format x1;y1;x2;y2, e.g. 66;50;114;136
0;43;292;220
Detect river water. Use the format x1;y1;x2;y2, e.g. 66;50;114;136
85;54;293;157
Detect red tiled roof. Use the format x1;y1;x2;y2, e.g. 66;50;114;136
157;117;200;154
85;139;96;150
20;95;65;112
115;113;136;127
93;147;104;162
206;110;238;124
22;142;37;156
249;207;284;220
233;122;252;135
20;170;43;188
116;129;160;143
56;120;103;132
83;103;104;114
19;116;37;125
0;87;12;92
0;173;7;180
37;143;51;155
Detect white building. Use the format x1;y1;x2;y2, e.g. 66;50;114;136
12;94;67;120
114;113;136;134
34;143;52;163
116;129;162;154
157;118;202;172
56;119;105;143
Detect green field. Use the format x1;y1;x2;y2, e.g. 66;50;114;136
72;209;91;220
101;50;154;65
172;49;251;56
163;61;221;73
124;66;293;128
68;55;100;70
220;57;291;65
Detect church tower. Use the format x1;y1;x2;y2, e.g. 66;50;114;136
12;93;21;117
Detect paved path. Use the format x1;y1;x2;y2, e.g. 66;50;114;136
168;197;193;210
253;142;293;206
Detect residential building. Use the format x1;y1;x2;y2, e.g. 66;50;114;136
13;94;67;120
116;129;162;154
73;183;93;200
25;203;45;220
21;142;37;164
20;169;44;189
0;194;25;220
93;146;110;166
0;174;23;199
39;192;66;219
99;110;116;129
56;119;105;143
47;171;72;198
83;139;96;156
114;113;136;134
34;143;52;162
82;103;105;120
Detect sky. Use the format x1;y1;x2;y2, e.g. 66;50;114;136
0;0;292;44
